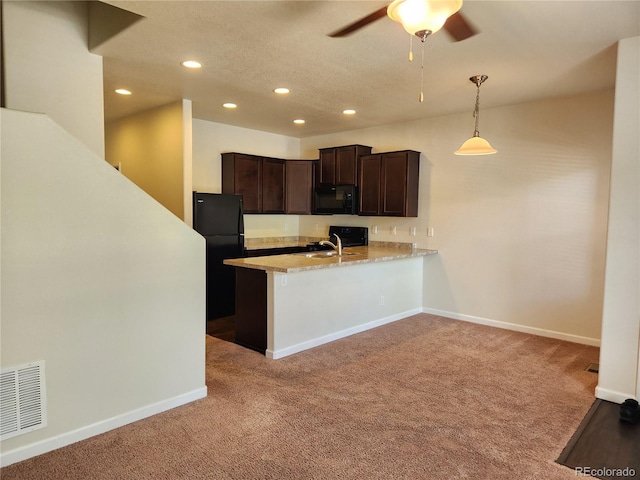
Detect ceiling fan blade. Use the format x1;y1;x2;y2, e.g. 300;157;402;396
443;11;478;42
328;6;389;37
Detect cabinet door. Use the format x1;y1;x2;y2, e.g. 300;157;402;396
262;158;286;213
380;151;420;217
381;152;408;216
318;149;336;185
223;154;262;213
286;160;314;214
337;145;372;186
336;146;357;185
358;154;381;216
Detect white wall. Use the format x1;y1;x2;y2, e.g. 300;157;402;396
192;118;301;193
269;257;423;358
597;37;640;403
105;100;193;222
0;109;207;467
183;100;194;226
299;90;614;345
192;119;301;237
1;2;206;466
194;91;614;345
2;1;105;158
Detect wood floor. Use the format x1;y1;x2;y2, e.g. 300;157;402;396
206;315;236;343
558;399;640;479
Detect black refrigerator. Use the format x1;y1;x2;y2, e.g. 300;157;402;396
193;192;245;320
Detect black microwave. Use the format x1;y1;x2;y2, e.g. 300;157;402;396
314;185;358;215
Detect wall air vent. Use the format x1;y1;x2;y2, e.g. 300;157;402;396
0;361;47;440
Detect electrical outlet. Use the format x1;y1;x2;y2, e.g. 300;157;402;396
380;295;385;306
410;227;417;236
281;275;287;286
391;226;397;235
372;225;378;234
427;227;434;237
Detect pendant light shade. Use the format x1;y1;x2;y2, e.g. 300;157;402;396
454;135;497;155
387;0;462;36
455;74;497;156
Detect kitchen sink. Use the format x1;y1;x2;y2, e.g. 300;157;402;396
298;251;361;259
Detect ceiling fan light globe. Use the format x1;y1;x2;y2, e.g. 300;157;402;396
454;135;497;155
388;0;462;35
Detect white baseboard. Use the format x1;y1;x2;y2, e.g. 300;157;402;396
422;307;601;347
267;308;423;359
0;386;208;468
595;386;637;404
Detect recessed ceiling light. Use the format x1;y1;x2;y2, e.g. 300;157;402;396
274;87;290;94
115;89;132;95
293;119;305;124
223;103;237;109
181;60;202;69
343;109;356;115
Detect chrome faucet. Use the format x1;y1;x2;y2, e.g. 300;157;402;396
319;233;343;256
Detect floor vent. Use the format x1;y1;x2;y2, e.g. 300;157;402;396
586;363;599;373
0;361;47;440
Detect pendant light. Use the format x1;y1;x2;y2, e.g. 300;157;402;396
455;75;497;155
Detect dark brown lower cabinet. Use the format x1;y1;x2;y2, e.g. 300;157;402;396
234;268;267;354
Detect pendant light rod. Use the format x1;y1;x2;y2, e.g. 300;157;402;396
471;75;487;137
454;74;497;155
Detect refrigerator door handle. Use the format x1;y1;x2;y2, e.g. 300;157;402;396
238;199;244;235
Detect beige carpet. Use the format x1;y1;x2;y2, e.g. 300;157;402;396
1;314;599;479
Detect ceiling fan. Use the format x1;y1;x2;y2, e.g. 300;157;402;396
329;0;477;42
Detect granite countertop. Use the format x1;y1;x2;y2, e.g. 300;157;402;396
224;245;438;273
244;236;323;250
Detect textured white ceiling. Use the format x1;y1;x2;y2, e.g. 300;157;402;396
98;1;640;137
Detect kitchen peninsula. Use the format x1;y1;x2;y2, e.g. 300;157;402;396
224;243;437;359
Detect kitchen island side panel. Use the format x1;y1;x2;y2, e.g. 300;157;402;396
268;257;423;358
235;268;268;353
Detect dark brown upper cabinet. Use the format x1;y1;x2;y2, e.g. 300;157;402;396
358;150;420;217
318;145;372;186
222;153;285;214
285;160;315;215
222;153;262;213
262;157;286;213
